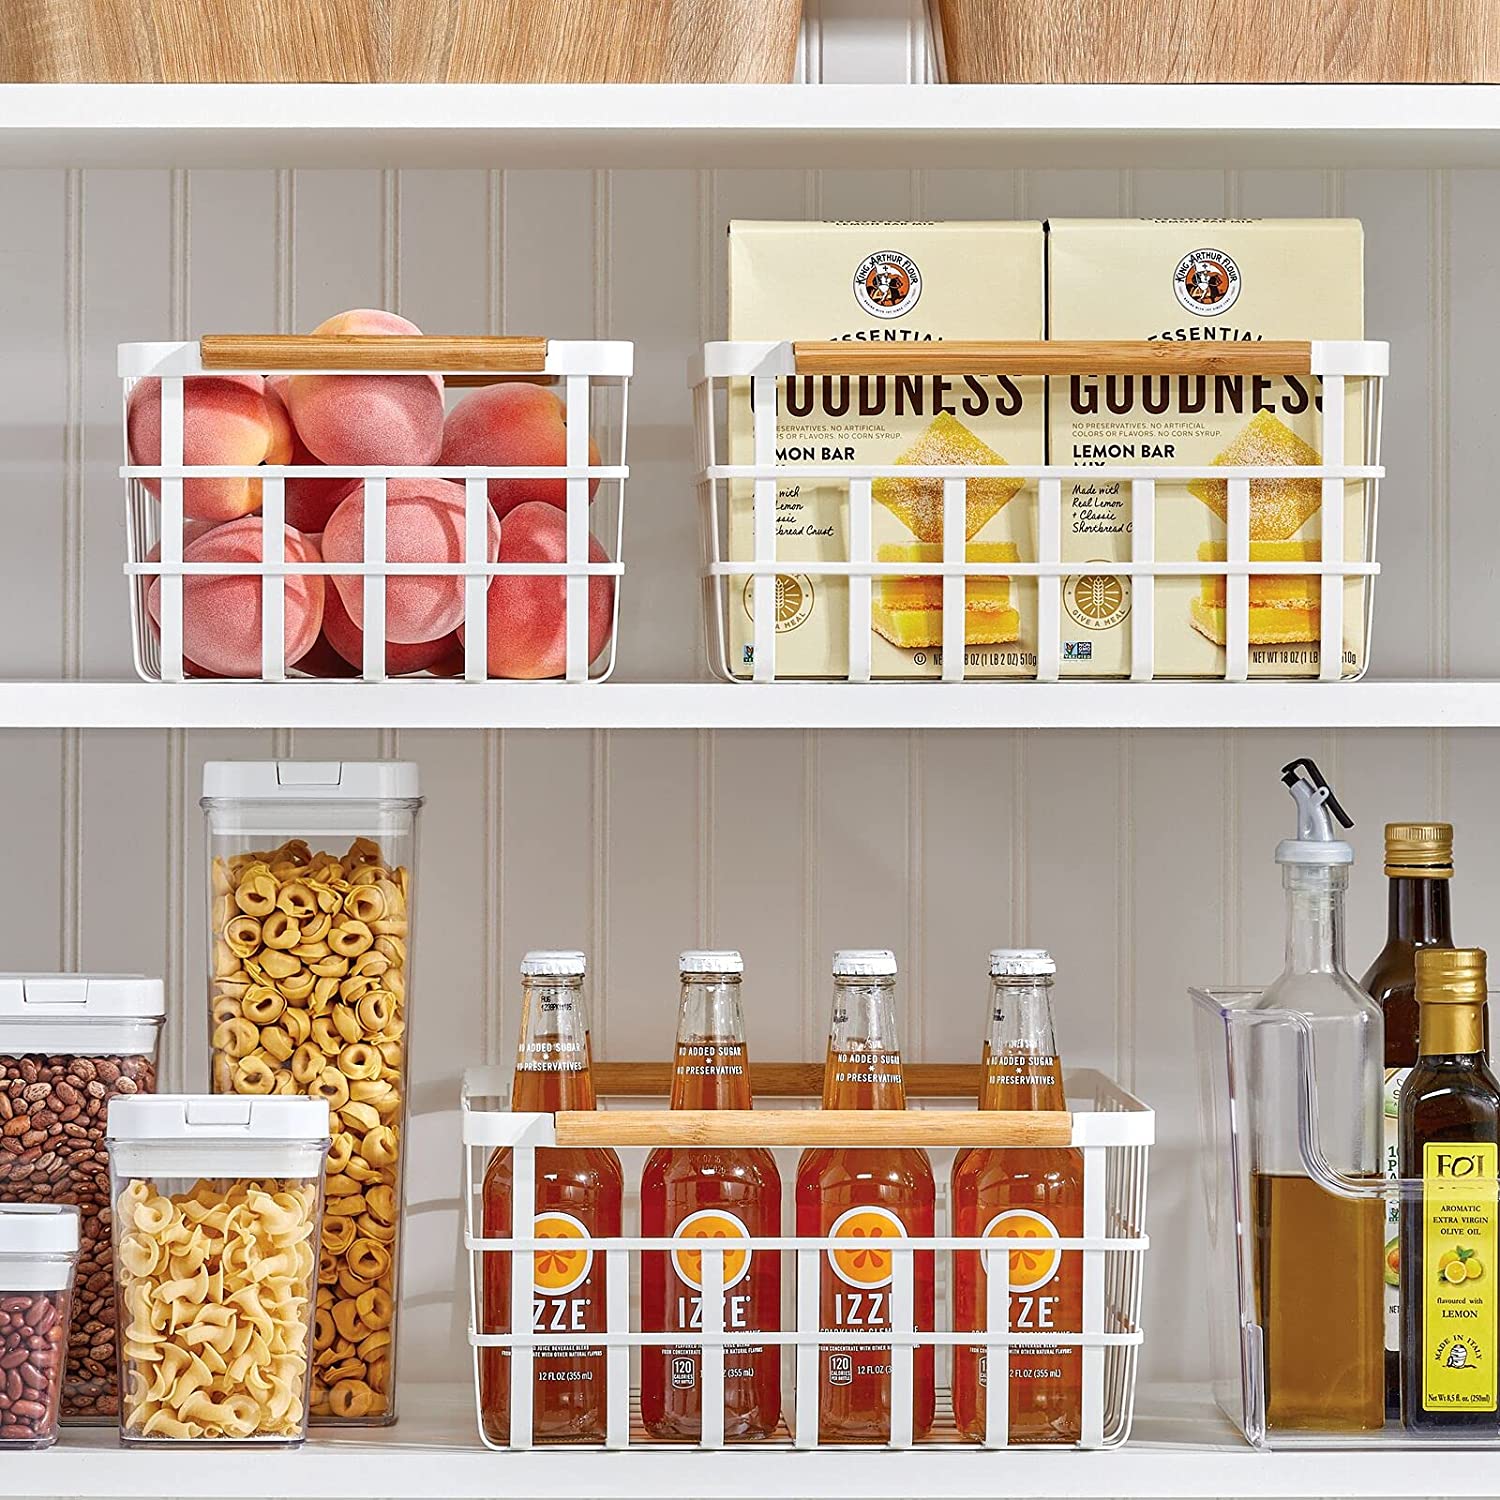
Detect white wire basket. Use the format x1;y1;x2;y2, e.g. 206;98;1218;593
120;336;631;683
462;1063;1152;1451
693;339;1387;683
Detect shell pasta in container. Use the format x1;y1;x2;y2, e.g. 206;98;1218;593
105;1095;330;1446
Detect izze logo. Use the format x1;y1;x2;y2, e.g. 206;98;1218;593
532;1210;592;1296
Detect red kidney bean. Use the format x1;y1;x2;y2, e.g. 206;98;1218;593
0;1290;69;1448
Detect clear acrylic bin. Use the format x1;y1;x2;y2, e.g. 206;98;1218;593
1193;986;1500;1449
0;1204;79;1450
202;760;420;1426
105;1095;330;1446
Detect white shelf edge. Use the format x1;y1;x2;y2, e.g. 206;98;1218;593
0;679;1494;730
2;84;1500;169
7;1384;1499;1499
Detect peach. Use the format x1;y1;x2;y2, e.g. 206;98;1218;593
461;501;615;679
317;582;464;677
265;375;360;534
321;477;500;644
440;382;600;519
127;374;280;523
286;309;444;467
147;518;324;677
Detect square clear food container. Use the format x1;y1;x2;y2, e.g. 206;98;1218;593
0;974;163;1424
105;1094;330;1446
202;760;420;1426
0;1204;79;1450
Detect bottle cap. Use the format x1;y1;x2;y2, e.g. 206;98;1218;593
1276;757;1354;866
990;948;1055;977
1385;822;1454;879
520;950;587;977
680;950;743;975
1416;946;1486;1005
832;949;897;978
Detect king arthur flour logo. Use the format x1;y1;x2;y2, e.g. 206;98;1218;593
853;251;922;319
1173;248;1241;316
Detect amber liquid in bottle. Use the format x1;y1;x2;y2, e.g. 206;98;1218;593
480;960;623;1444
795;958;935;1444
952;958;1082;1444
1399;947;1500;1432
1359;822;1455;1416
640;957;782;1441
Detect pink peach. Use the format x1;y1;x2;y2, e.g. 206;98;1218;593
286;309;444;467
147;518;324;677
322;477;500;644
317;582;464;676
461;500;614;679
265;375;360;534
440;381;600;519
127;374;280;523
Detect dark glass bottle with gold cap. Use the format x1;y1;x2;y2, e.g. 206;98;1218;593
1399;947;1500;1431
1359;822;1455;1414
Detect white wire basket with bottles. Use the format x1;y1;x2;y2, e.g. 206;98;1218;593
461;1065;1153;1450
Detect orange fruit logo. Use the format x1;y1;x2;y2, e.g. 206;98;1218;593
671;1209;752;1292
982;1209;1062;1293
827;1205;906;1289
532;1210;592;1296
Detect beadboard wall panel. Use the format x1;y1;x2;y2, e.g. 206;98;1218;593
0;158;1480;1408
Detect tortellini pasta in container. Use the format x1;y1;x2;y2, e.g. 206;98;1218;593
105;1095;330;1446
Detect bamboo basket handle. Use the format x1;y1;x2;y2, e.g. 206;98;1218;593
199;334;550;374
555;1109;1074;1148
594;1061;979;1098
792;339;1315;376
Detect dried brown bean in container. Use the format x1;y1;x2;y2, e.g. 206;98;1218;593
0;1054;155;1418
0;1289;69;1446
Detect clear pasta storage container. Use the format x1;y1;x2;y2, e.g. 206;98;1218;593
0;1204;79;1450
0;974;163;1424
105;1094;330;1446
202;760;420;1426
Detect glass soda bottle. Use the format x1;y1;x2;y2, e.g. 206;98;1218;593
951;949;1083;1444
796;950;935;1443
640;950;782;1441
480;951;624;1444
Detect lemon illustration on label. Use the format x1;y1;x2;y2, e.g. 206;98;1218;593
1439;1246;1483;1285
533;1210;592;1296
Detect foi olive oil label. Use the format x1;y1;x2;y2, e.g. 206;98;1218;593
727;221;1045;679
1422;1142;1498;1412
1046;218;1367;679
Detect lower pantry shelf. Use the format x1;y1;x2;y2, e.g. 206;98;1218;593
9;1385;1499;1500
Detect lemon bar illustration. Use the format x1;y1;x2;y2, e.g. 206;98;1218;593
1189;540;1323;646
872;412;1025;543
1188;410;1325;542
872;541;1021;649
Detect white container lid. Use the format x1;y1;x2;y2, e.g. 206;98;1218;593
202;761;421;802
0;1205;80;1291
833;949;898;978
990;949;1056;977
0;974;164;1018
108;1095;330;1179
521;950;587;977
680;950;743;975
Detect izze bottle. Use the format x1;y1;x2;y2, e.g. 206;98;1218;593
640;951;782;1440
796;950;935;1443
480;951;623;1443
951;949;1082;1444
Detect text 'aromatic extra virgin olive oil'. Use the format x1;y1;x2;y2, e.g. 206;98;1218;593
1400;947;1500;1431
480;952;623;1445
796;951;936;1443
640;952;782;1442
951;950;1082;1444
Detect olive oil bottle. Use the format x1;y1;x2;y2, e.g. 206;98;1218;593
1399;947;1500;1431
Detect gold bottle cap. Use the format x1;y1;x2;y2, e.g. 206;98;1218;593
1416;946;1485;1004
1384;821;1454;879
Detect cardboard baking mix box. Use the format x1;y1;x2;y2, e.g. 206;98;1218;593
727;220;1046;679
1046;217;1368;678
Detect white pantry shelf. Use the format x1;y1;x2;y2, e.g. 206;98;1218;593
2;84;1500;169
6;1384;1498;1500
0;678;1497;731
